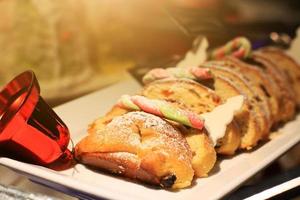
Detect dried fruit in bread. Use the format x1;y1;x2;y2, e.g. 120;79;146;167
75;112;194;189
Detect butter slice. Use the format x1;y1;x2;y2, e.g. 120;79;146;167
200;95;244;146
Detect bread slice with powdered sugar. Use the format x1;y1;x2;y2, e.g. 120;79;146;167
75;111;195;189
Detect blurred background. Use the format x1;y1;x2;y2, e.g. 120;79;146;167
0;0;300;199
0;0;300;106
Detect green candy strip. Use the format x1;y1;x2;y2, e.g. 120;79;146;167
118;95;204;130
119;95;141;110
210;37;252;60
157;101;192;127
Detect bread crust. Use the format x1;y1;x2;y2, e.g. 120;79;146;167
216;120;241;155
74;42;300;190
142;78;259;150
212;75;261;149
221;56;280;126
75;111;194;189
202;64;270;139
76;152;162;186
253;52;296;122
142;78;241;154
258;47;300;106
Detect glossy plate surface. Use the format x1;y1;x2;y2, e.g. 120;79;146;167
1;76;300;200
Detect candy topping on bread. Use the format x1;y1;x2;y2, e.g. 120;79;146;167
143;67;213;84
210;37;252;59
200;95;244;145
75;111;194;189
75;37;300;189
118;95;205;129
118;94;244;146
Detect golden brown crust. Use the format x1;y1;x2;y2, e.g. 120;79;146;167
221;56;280;126
202;64;270;139
75;44;300;191
184;129;217;177
206;59;274;139
142;78;259;150
75;111;194;189
142;78;241;154
76;152;162;186
74;40;300;191
216;121;241;155
88;106;128;134
211;75;261;149
171;125;217;177
89;107;218;180
258;47;300;106
252;52;296;122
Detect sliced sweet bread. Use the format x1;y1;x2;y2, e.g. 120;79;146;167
75;111;194;189
142;78;259;150
220;56;280;125
142;78;241;155
200;63;270;139
88;103;217;178
206;58;275;138
252;52;296;122
210;75;261;149
177;126;217;177
258;47;300;106
215;120;241;154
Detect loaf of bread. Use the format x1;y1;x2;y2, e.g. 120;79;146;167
76;111;195;189
219;57;280;125
252;51;296;122
75;44;300;189
142;78;241;155
257;47;300;106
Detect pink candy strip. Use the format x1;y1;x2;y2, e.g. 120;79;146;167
131;96;163;117
118;95;204;130
190;67;213;80
186;111;204;129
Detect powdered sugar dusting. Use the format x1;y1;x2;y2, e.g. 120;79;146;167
106;112;192;163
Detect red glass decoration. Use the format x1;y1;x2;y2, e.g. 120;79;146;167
0;71;72;165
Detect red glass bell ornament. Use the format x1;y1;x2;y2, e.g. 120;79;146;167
0;71;73;166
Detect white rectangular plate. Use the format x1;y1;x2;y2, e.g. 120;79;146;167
1;77;300;200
